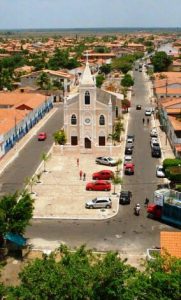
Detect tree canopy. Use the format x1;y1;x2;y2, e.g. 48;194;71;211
121;74;134;87
0;190;34;237
151;51;172;72
2;246;180;299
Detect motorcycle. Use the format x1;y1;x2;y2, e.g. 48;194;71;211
134;206;140;216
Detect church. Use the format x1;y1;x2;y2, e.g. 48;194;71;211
63;60;121;153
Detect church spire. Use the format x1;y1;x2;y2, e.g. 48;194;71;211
80;52;95;87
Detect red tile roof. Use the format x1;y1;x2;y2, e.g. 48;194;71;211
160;231;181;258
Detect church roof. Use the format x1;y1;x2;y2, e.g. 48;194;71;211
96;88;117;107
80;62;95;87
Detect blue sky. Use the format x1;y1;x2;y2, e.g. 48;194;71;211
0;0;181;29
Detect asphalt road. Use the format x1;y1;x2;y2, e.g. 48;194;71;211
26;70;174;254
0;104;64;195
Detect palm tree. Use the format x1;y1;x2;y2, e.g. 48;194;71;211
41;152;51;172
112;174;122;194
107;132;119;145
115;159;122;174
25;176;37;194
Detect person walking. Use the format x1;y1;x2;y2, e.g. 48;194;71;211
144;197;149;207
79;170;83;180
142;118;145;125
147;118;149;125
83;172;86;181
77;158;79;166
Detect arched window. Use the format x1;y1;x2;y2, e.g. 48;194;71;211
85;91;90;105
71;114;77;125
99;115;105;125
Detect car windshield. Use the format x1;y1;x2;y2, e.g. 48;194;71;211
92;198;97;203
108;157;113;161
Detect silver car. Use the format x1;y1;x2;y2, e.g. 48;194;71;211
95;157;116;166
85;197;112;209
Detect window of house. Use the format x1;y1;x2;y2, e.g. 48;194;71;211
99;115;105;125
71;114;77;125
85;91;90;105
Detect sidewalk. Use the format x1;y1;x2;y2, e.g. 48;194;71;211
0;107;58;176
30;113;129;220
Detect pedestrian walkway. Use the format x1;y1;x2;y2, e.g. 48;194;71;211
0;107;58;176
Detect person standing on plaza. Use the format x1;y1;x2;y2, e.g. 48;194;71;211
83;172;86;181
77;158;79;166
79;170;83;180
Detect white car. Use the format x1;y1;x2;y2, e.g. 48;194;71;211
151;140;160;149
150;137;158;144
156;165;165;178
95;156;116;166
124;155;132;165
150;128;158;138
85;197;112;209
145;108;152;116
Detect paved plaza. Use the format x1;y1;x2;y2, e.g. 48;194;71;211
32;153;121;219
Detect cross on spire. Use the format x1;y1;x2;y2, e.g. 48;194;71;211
86;50;89;63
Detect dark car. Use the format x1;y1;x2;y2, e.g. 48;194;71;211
119;191;132;205
152;147;161;158
136;105;142;110
125;147;133;155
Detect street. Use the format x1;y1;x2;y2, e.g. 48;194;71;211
0;104;64;195
26;69;174;255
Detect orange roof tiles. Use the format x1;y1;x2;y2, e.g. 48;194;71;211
160;231;181;258
168;115;181;131
0;91;46;108
0;109;27;135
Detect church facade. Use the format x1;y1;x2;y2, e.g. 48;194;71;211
63;61;121;152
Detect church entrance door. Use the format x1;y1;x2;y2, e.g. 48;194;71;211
85;137;91;149
99;136;105;146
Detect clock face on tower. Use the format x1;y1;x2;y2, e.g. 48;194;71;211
84;117;91;125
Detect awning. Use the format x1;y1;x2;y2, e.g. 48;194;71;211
5;233;27;246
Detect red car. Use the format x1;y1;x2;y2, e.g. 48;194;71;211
124;163;135;175
86;180;111;191
92;170;114;180
38;132;47;141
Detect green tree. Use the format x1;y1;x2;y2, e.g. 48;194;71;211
41;152;51;173
0;190;34;237
151;51;172;72
99;64;111;74
112;174;122;194
36;72;50;90
96;74;105;88
53;129;67;145
121;74;134;87
94;46;110;53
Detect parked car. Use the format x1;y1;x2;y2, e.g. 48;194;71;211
127;134;135;142
145;108;152;116
152;147;161;158
119;191;132;205
156;165;165;178
125;147;133;155
85;197;112;209
150;140;160;149
92;170;114;180
124;163;135;175
150;137;158;145
150;128;158;137
38;132;47;141
86;180;111;191
124;155;132;165
136;105;142;110
126;141;134;149
95;157;116;166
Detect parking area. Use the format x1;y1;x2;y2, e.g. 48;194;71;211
32;154;120;219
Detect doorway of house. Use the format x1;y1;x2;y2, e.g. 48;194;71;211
99;136;105;146
85;137;91;148
71;136;78;145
